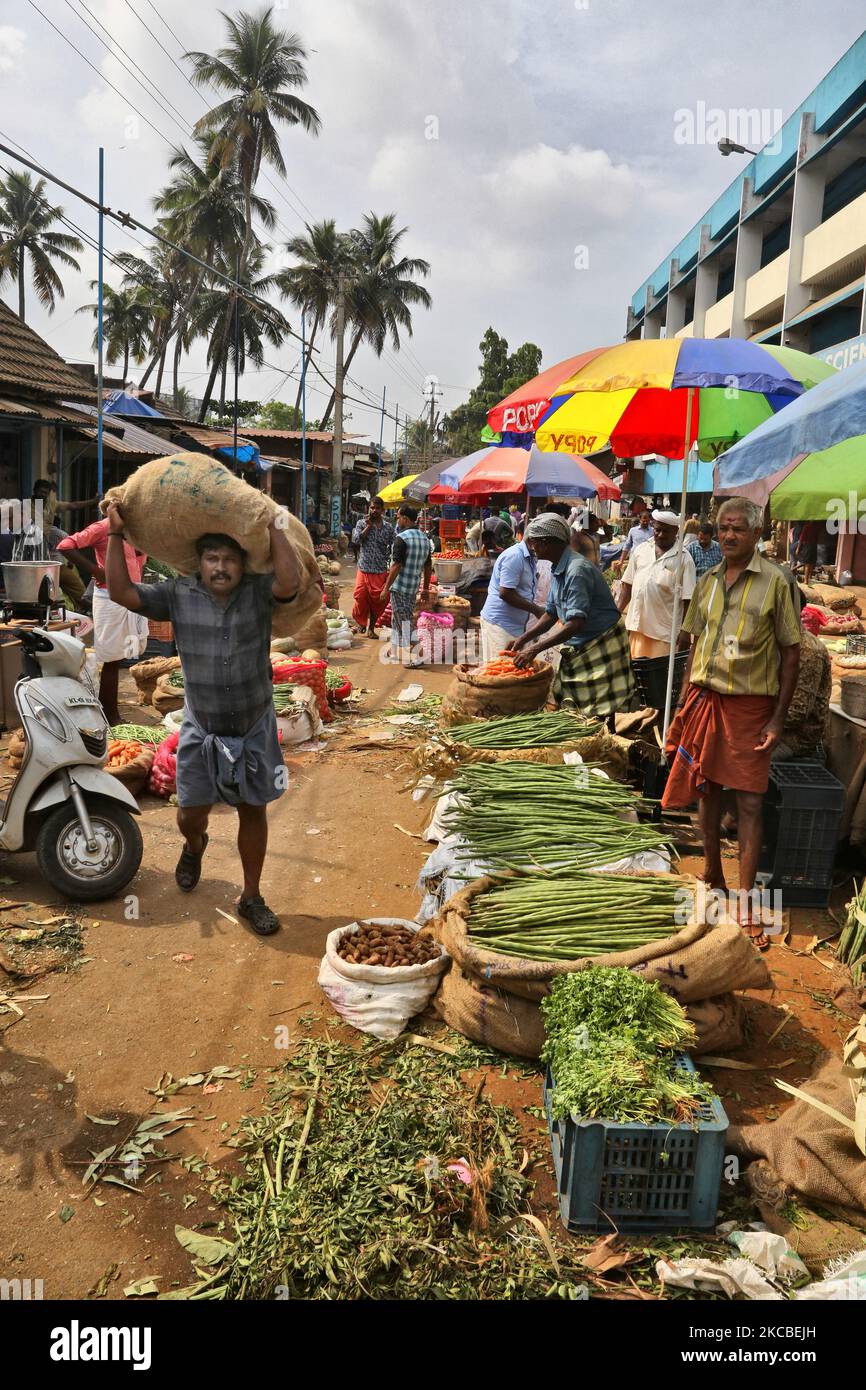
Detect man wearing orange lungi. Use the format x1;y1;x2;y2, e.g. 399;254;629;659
663;496;800;950
351;495;395;637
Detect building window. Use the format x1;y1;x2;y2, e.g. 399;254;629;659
760;221;791;267
822;158;866;221
808;300;863;353
717;264;735;299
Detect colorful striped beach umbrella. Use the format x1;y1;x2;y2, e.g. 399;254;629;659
488;339;835;461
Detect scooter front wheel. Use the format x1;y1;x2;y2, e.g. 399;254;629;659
36;797;143;902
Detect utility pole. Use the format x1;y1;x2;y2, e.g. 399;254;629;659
423;375;442;471
330;274;346;538
393;402;399;479
96;146;104;498
232;252;240;472
376;386;386;496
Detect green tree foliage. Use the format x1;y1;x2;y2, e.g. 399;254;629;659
443;329;542;457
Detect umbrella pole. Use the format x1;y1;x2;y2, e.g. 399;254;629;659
660;387;695;759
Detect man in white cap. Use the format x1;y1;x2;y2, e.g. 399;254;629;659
510;513;634;719
616;509;696;662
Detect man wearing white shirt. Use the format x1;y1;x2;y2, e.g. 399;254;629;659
616;509;696;660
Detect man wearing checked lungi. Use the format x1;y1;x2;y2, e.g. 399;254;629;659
510;513;635;721
104;500;303;936
663;496;800;951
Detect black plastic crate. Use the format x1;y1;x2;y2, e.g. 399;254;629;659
544;1058;728;1235
759;762;845;907
631;650;688;711
143;636;176;658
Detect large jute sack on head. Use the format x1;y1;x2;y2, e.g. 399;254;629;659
429;875;770;1058
441;661;553;722
102;453;323;638
129;655;181;705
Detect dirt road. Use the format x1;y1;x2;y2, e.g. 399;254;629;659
0;580;858;1298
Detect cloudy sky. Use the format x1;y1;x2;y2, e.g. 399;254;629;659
1;0;864;443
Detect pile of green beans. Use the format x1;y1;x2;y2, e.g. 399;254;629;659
444;762;670;869
445;711;599;749
468;870;691;960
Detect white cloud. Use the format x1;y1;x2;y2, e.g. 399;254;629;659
0;25;25;72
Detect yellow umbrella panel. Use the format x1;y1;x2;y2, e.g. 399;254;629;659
376;474;419;505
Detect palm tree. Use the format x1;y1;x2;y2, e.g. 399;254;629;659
319;213;432;428
276;219;354;411
77;282;151;383
0;171;83;321
186;7;320;268
192;243;289;419
152;136;277;399
115;246;187;396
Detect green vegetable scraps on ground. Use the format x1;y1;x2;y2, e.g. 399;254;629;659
169;1034;591;1301
444;762;671;872
541;968;713;1125
467;869;691;960
837;879;866;985
445;712;600;749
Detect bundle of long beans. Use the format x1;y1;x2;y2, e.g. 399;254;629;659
272;683;298;714
443;762;670;869
838;880;866;985
444;711;600;749
467;869;692;960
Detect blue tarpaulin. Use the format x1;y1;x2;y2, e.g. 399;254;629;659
103;390;164;418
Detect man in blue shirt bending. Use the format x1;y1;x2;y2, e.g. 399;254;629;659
510;513;635;719
479;527;545;661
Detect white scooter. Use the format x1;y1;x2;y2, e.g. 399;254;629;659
2;626;142;900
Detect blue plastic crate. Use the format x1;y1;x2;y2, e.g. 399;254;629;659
544;1056;728;1235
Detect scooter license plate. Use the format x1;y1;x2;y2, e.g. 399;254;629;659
64;695;102;708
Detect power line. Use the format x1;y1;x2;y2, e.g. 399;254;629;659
127;0;313;230
65;0;196;130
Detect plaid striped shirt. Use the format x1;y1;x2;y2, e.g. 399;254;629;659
682;551;800;697
686;537;724;577
133;572;277;735
390;527;432;596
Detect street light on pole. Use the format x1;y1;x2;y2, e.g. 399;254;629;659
717;138;759;157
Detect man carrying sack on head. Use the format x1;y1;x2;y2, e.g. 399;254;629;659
509;513;634;720
663;496;801;951
616;508;697;660
104;502;303;936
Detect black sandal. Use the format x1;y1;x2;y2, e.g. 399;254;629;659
175;833;208;893
237;895;280;936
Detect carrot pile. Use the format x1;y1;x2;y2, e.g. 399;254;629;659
437;548;464;560
108;739;143;768
474;651;538;679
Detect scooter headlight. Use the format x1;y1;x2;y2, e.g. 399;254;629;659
26;697;67;741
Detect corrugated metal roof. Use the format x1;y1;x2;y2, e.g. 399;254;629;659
171;423;257;452
238;427;364;445
61;403;170;456
0;397;98;425
0;299;96;401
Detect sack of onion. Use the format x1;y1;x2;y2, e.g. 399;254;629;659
318;918;449;1039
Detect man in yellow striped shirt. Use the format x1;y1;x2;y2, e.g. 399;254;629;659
663;497;800;949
